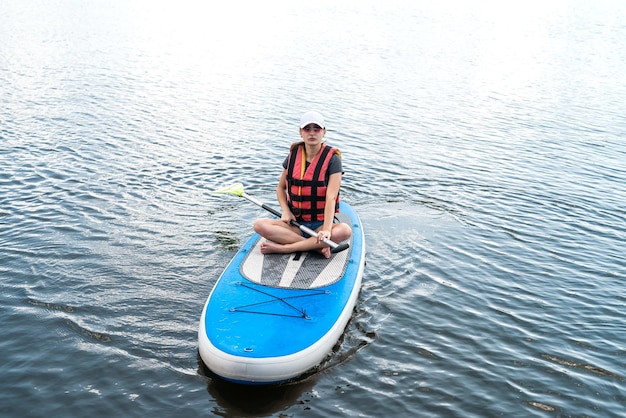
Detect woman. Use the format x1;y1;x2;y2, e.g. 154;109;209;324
253;111;352;258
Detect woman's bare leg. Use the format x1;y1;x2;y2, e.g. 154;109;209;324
253;218;352;259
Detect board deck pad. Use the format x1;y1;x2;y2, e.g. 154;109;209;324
240;213;353;289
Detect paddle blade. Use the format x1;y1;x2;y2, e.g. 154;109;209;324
213;182;244;197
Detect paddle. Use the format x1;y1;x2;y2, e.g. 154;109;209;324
213;182;350;254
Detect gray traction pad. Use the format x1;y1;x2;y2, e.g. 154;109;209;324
240;213;352;289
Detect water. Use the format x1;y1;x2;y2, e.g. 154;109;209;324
1;0;625;416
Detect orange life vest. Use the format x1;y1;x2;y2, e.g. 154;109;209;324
285;142;340;222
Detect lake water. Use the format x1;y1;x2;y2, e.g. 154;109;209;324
1;1;625;416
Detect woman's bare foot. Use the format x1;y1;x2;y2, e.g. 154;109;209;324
260;240;290;255
319;246;331;259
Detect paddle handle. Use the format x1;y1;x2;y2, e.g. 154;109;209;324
243;193;349;254
295;222;350;254
260;203;281;218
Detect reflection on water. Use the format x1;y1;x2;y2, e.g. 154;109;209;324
212;230;241;252
199;357;319;416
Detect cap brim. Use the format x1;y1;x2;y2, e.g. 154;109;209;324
299;120;325;129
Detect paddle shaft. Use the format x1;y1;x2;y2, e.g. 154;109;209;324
241;192;349;254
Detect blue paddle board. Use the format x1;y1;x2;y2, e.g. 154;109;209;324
198;201;365;384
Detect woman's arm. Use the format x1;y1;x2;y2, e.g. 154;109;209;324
321;171;342;238
276;169;294;223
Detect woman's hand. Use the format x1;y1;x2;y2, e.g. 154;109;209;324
281;210;295;224
317;229;332;244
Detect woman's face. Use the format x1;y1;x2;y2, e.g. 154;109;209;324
300;124;325;144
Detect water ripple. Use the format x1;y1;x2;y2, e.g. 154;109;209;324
2;1;626;417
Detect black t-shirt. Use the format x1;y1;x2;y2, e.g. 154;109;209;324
282;153;342;175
